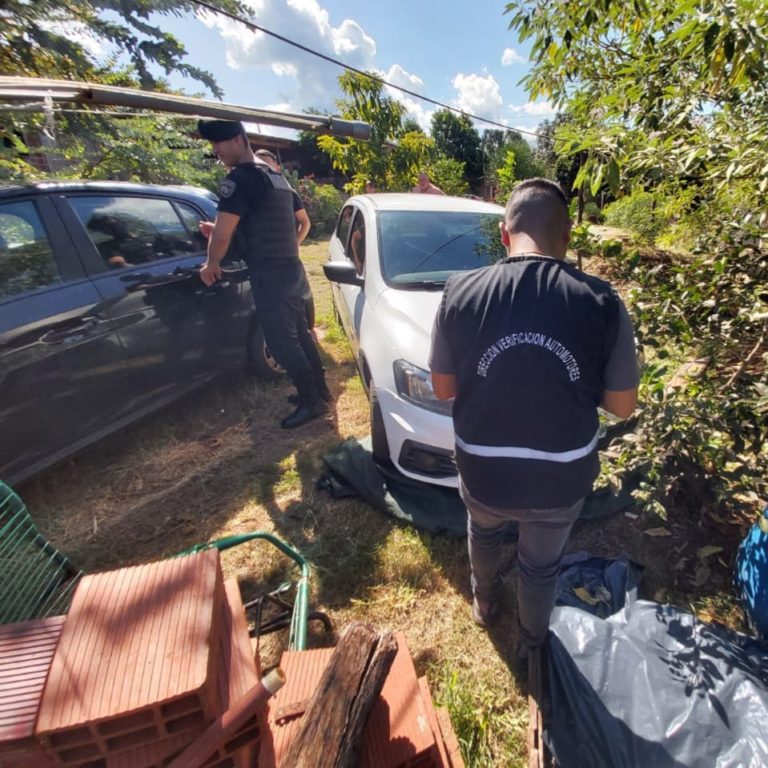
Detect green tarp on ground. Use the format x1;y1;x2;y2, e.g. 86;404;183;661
319;437;643;537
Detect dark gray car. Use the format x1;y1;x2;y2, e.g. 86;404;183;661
0;181;276;484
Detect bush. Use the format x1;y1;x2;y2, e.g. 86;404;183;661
297;179;344;237
604;190;668;245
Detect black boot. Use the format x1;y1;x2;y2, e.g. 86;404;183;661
280;400;328;429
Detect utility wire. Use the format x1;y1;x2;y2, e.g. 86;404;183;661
191;0;544;139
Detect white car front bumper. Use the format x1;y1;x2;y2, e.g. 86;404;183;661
375;387;458;488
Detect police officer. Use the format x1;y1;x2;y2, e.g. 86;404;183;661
198;119;330;429
430;178;639;680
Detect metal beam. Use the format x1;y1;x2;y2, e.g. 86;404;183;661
0;77;370;140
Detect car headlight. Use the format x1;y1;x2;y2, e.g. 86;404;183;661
393;360;452;415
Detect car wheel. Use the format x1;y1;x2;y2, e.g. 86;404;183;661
247;316;284;381
369;386;390;465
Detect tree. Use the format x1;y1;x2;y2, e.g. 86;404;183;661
1;0;248;185
505;0;768;217
402;118;424;134
430;110;483;189
318;71;434;193
481;127;547;198
429;157;469;197
0;0;248;96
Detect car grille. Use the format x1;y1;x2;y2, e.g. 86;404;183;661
398;440;457;478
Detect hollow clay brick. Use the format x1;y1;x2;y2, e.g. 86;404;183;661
417;677;450;768
260;632;440;768
106;579;261;768
35;550;223;764
0;616;65;768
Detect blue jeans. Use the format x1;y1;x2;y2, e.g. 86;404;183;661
461;481;584;647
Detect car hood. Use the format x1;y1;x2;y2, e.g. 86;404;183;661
373;287;444;370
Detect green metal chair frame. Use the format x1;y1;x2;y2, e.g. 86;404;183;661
0;480;311;650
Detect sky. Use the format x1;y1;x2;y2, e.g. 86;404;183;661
143;0;553;141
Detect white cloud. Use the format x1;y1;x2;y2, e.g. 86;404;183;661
508;100;557;117
451;73;503;118
39;20;107;59
199;0;377;110
501;47;525;65
380;64;434;131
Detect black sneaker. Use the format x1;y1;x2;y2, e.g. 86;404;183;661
280;401;328;429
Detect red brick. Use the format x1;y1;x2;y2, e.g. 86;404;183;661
417;677;450;768
261;633;440;768
0;616;65;768
434;709;464;768
35;550;223;764
106;579;261;768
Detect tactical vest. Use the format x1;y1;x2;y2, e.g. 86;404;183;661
447;256;619;509
231;162;304;300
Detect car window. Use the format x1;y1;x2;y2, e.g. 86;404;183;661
378;210;506;287
347;212;366;275
175;202;209;252
0;200;61;299
336;205;354;248
69;196;198;270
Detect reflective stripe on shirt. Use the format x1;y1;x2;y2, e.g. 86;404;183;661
455;426;601;463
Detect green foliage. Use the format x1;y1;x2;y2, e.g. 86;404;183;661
295;179;344;237
505;0;768;218
386;131;436;192
604;191;667;246
317;71;409;193
430;110;483;189
428;156;469;197
495;149;517;200
599;238;767;520
483;129;548;198
0;0;247;95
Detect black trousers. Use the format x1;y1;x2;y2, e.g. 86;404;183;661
257;293;324;404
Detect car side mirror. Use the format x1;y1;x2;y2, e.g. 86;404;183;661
323;261;364;287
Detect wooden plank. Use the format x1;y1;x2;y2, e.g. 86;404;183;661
281;622;398;768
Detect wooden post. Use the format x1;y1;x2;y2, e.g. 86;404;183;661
282;621;398;768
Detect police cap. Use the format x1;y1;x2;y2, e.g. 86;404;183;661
197;119;244;142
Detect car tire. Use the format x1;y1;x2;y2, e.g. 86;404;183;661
247;316;284;381
370;386;390;466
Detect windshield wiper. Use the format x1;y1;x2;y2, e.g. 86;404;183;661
395;279;445;290
408;223;484;272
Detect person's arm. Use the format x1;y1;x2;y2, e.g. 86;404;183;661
601;297;640;418
601;388;638;419
295;209;311;245
432;372;457;400
200;212;239;286
429;288;456;399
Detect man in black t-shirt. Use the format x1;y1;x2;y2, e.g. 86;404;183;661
430;179;639;677
198;119;330;429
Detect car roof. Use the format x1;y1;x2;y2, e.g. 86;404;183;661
351;192;504;215
0;180;217;202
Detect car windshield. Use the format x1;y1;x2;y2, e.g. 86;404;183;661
378;210;506;287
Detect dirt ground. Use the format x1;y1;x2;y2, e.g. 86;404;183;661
16;238;753;766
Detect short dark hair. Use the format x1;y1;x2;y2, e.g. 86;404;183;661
255;149;277;162
505;178;569;235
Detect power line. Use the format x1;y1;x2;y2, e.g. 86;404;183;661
190;0;544;139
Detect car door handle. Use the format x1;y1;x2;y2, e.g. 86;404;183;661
40;317;100;344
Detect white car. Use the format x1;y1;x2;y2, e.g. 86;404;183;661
324;193;506;487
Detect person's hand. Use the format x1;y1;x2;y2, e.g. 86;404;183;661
200;261;222;286
199;221;214;240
